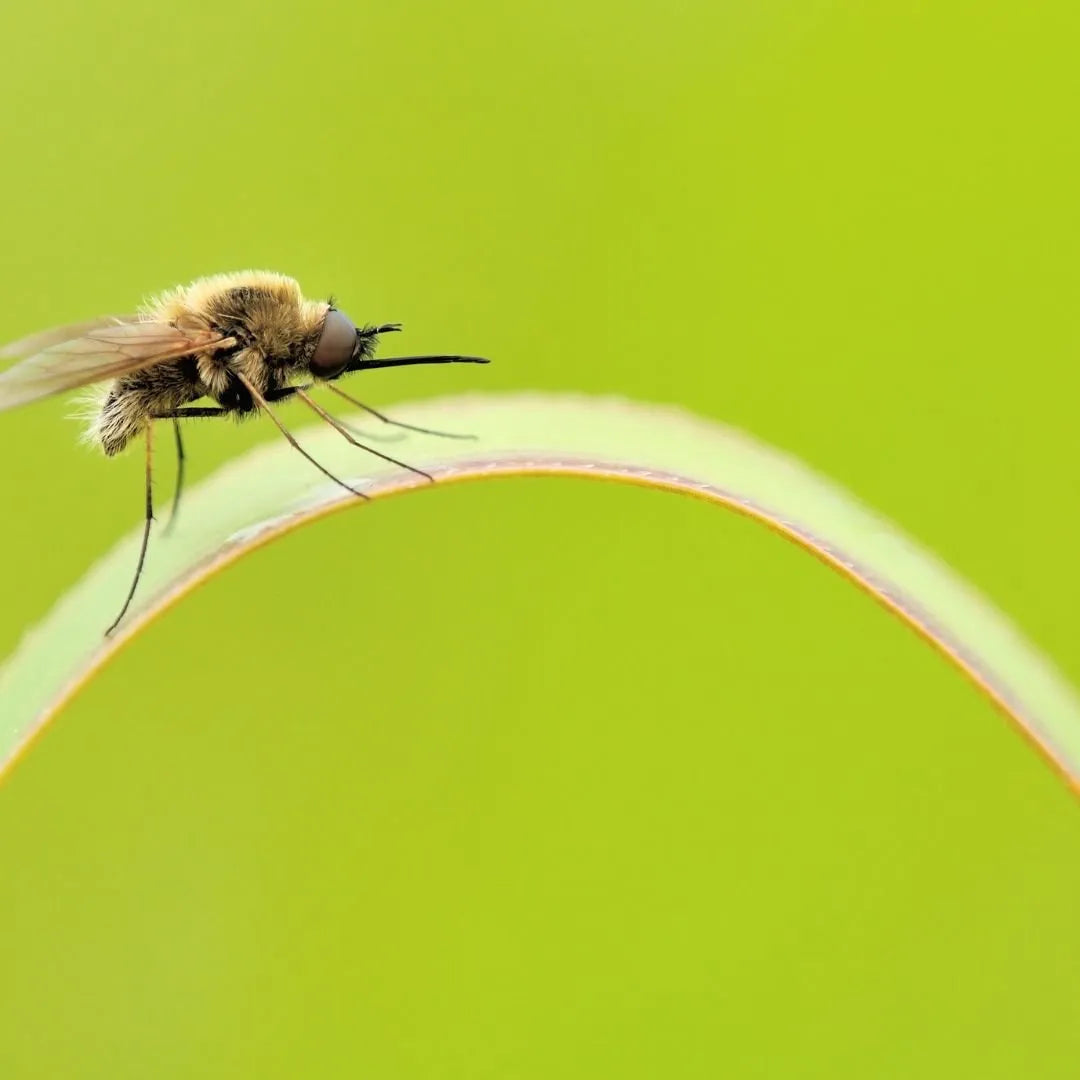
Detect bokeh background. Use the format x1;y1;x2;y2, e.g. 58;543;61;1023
2;0;1079;1075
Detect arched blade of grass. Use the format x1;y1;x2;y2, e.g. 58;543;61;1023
2;391;1078;794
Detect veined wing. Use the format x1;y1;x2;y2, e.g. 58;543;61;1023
0;321;234;413
0;315;140;359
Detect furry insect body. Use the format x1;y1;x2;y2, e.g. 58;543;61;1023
92;272;355;455
0;269;489;634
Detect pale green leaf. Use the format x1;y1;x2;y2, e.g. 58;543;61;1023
2;392;1078;793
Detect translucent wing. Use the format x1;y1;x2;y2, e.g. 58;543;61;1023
0;315;139;360
0;320;234;413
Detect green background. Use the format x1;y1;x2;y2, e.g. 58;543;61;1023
1;0;1079;1075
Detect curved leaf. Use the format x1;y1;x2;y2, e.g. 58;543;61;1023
2;392;1079;793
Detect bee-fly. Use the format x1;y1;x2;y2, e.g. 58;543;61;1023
0;270;489;635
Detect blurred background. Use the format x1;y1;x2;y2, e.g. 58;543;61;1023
1;0;1079;1075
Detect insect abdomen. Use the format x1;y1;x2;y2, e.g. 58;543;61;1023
95;389;142;455
93;361;202;455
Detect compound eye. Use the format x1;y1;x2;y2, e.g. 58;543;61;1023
309;308;357;378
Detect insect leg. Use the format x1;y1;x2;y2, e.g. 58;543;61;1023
163;419;184;535
326;383;475;440
104;425;155;637
236;374;370;501
146;409;231;534
152;407;229;419
294;389;435;482
264;384;405;442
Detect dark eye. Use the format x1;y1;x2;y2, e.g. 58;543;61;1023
309;308;357;378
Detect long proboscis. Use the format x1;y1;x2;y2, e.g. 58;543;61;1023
347;354;490;373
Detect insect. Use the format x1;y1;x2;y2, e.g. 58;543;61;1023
0;270;489;635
